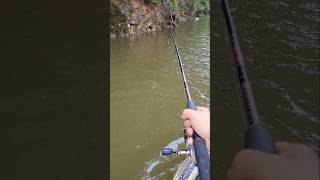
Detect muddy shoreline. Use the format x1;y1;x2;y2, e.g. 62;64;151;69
110;0;209;38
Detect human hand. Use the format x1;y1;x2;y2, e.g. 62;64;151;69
181;106;210;150
229;141;319;180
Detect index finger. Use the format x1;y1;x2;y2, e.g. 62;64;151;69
181;109;196;120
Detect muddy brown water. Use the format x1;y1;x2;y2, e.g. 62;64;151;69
110;17;210;179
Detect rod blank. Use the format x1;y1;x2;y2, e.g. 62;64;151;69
171;26;210;180
222;0;277;154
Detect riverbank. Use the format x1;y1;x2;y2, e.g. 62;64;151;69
110;0;209;38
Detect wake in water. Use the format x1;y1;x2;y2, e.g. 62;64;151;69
142;137;185;180
280;92;319;124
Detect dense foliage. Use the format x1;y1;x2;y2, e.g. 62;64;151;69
191;0;210;14
150;0;162;5
149;0;210;14
169;0;180;14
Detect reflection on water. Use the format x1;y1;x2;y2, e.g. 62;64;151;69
110;17;209;179
214;0;319;179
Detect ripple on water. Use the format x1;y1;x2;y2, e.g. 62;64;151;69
278;92;319;125
259;79;293;91
275;118;320;152
273;90;319;153
266;20;319;49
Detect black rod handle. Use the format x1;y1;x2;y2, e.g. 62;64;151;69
186;100;210;180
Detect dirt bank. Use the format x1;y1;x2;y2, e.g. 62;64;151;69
110;0;209;38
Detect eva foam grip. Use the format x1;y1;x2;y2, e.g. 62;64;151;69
186;100;210;180
245;123;277;154
186;100;196;110
193;138;210;180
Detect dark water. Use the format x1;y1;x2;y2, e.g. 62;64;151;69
213;0;319;179
110;17;209;179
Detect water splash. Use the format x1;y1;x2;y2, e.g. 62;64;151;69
142;137;185;180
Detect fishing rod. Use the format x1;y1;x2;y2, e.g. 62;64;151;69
170;19;210;180
222;0;276;153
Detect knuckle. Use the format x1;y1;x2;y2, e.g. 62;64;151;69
182;109;190;114
182;109;193;117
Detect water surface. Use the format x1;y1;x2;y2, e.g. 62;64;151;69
110;17;210;179
213;1;319;179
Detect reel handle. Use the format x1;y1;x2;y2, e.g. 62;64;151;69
161;148;174;156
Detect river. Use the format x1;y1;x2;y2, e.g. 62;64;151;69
213;0;319;179
110;17;210;179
